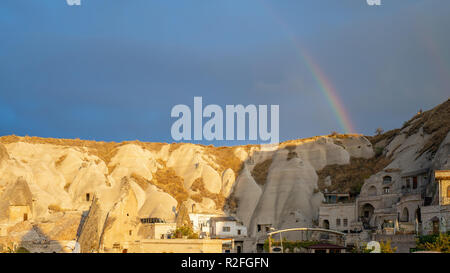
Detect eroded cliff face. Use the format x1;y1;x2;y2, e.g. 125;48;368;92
0;134;373;240
0;99;448;245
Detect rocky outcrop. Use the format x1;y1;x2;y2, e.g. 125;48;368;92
0;99;448;245
0;177;33;222
77;196;102;253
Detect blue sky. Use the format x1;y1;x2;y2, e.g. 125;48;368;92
0;0;449;145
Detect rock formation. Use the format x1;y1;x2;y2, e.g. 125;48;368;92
0;99;448;250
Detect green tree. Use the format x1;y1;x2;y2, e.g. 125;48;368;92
380;240;397;253
174;225;199;239
416;233;450;253
375;128;384;136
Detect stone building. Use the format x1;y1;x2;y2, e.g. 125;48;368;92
318;168;450;248
210;216;247;239
421;170;450;235
356;170;404;230
0;177;34;226
319;202;355;232
188;213;224;238
138;218;176;239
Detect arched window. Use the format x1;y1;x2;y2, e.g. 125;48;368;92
383;176;392;184
402;207;409;222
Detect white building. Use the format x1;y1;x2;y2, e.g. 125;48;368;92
210;216;247;239
188;213;224;238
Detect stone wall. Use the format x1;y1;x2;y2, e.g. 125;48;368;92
421;205;450;235
319;203;356;232
103;239;222;253
18;240;74;253
373;234;417;253
8;206;31;223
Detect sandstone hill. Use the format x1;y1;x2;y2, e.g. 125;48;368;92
0;99;448;247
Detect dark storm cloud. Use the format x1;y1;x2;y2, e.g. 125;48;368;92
0;0;449;144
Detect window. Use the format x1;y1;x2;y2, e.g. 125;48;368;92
413;177;418;189
406;178;411;188
343;219;348;227
336;219;341;226
129;230;132;236
383;176;392;184
237;229;241;235
257;225;261;232
86;193;90;202
23;213;28;221
433;219;440;234
223;226;231;232
383;187;390;194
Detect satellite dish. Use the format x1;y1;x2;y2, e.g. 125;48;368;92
366;241;381;253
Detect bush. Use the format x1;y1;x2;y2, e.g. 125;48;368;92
16;247;30;253
380;240;397;253
174;226;199;239
416;233;450;253
374;147;383;157
48;204;64;212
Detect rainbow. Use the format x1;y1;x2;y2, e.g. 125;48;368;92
261;2;357;134
300;50;357;134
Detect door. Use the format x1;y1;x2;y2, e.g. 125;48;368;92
413;177;418;189
432;220;439;234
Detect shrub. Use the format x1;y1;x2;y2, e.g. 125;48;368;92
174;226;199;239
374;147;383;157
55;154;67;167
48;204;64;212
16;247;30;253
251;159;272;186
380;240;397;253
416;233;450;253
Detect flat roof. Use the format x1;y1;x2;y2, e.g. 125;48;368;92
401;168;429;177
211;216;236;222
